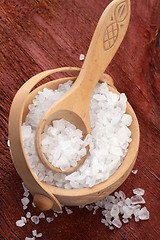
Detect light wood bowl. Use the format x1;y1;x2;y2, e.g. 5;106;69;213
8;67;140;211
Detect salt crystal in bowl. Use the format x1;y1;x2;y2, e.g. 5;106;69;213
8;67;140;211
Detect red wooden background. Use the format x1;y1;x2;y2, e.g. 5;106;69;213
0;0;160;239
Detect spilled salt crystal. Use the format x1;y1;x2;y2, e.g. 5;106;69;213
110;205;119;217
39;212;45;218
31;216;39;224
23;191;30;197
32;230;37;236
79;54;85;60
65;207;73;214
26;212;31;218
22;182;29;192
32;230;42;238
32;202;36;208
132;169;138;174
7;139;10;147
133;188;145;196
139;207;149;220
122;218;129;223
36;233;43;238
112;218;122;228
21;197;30;206
16;219;26;227
86;205;94;211
131;195;145;205
46;217;54;223
21;216;27;223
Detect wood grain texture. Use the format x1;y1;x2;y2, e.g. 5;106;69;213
0;0;160;239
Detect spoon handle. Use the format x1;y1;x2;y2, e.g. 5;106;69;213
76;0;130;97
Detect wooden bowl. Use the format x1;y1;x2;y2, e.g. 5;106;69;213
8;67;140;211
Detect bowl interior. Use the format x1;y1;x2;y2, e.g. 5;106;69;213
22;74;139;204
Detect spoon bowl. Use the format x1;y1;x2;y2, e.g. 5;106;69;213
36;109;89;173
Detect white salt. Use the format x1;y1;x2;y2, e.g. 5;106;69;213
86;205;94;211
21;197;30;206
122;206;133;218
26;212;31;218
22;182;29;193
112;218;122;228
32;202;36;208
139;207;149;220
7;139;10;147
22;81;132;189
131;195;145;205
16;219;25;227
39;212;45;218
23;191;30;197
32;229;42;238
92;190;149;230
31;216;39;224
46;217;54;223
36;233;43;238
32;230;37;236
133;188;145;196
25;238;35;240
132;169;138;174
110;205;119;217
79;54;85;60
122;218;129;223
65;207;73;214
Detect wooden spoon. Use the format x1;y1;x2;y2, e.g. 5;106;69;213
35;0;131;173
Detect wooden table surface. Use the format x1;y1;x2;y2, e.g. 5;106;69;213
0;0;160;239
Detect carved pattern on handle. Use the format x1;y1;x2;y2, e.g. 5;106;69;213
103;0;128;51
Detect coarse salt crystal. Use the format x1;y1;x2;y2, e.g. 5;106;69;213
139;207;149;220
32;229;42;238
110;205;119;217
133;188;145;196
21;197;30;206
7;139;10;147
32;202;36;208
112;218;122;228
31;216;39;224
131;195;145;205
39;212;45;218
132;169;138;174
26;212;31;218
79;54;85;60
36;233;43;238
65;207;73;214
46;217;54;223
23;191;30;197
16;219;26;227
22;182;29;193
32;230;37;236
122;218;129;223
